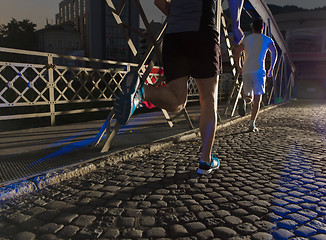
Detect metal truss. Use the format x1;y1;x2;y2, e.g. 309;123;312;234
0;47;139;126
96;0;297;151
0;0;296;153
95;0;201;152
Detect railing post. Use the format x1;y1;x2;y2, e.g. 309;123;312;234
283;56;288;100
47;54;56;126
278;54;284;101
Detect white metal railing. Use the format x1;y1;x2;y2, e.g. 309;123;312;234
0;46;241;128
0;47;161;126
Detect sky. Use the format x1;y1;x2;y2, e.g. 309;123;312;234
0;0;326;30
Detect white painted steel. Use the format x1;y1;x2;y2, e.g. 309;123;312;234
0;47;163;125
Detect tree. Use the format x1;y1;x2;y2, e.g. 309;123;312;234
0;18;37;50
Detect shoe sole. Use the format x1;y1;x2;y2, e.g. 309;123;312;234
114;72;141;125
114;92;133;125
121;71;140;95
249;127;259;132
197;164;220;175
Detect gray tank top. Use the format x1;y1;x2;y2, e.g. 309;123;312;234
166;0;218;34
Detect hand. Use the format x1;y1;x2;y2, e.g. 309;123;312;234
154;0;171;16
237;66;243;75
267;69;273;77
233;27;244;45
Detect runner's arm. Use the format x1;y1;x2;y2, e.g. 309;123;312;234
267;42;278;77
235;43;244;74
227;0;245;45
154;0;171;16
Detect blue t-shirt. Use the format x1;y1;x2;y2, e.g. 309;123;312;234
166;0;218;34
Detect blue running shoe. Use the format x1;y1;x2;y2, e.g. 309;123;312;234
114;71;145;125
197;154;220;175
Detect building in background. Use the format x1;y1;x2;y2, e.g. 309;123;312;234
139;21;164;60
275;10;326;99
36;23;83;57
55;0;139;62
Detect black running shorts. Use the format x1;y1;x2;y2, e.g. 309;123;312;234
162;30;222;83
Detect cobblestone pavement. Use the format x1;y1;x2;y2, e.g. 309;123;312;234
0;99;326;240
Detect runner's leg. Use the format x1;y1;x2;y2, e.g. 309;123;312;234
251;71;265;123
196;76;219;163
144;77;188;113
251;94;262;122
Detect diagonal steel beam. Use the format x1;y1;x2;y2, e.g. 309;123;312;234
97;0;195;152
106;0;138;57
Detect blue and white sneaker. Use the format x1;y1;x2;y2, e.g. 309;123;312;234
197;154;220;175
114;71;145;125
249;124;259;132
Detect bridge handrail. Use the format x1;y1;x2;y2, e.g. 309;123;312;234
0;47;165;127
0;47;138;68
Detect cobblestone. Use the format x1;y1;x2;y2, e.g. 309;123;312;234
13;231;36;240
0;100;326;239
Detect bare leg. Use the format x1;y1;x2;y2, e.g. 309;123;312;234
250;94;262;122
196;76;219;163
144;77;188;112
